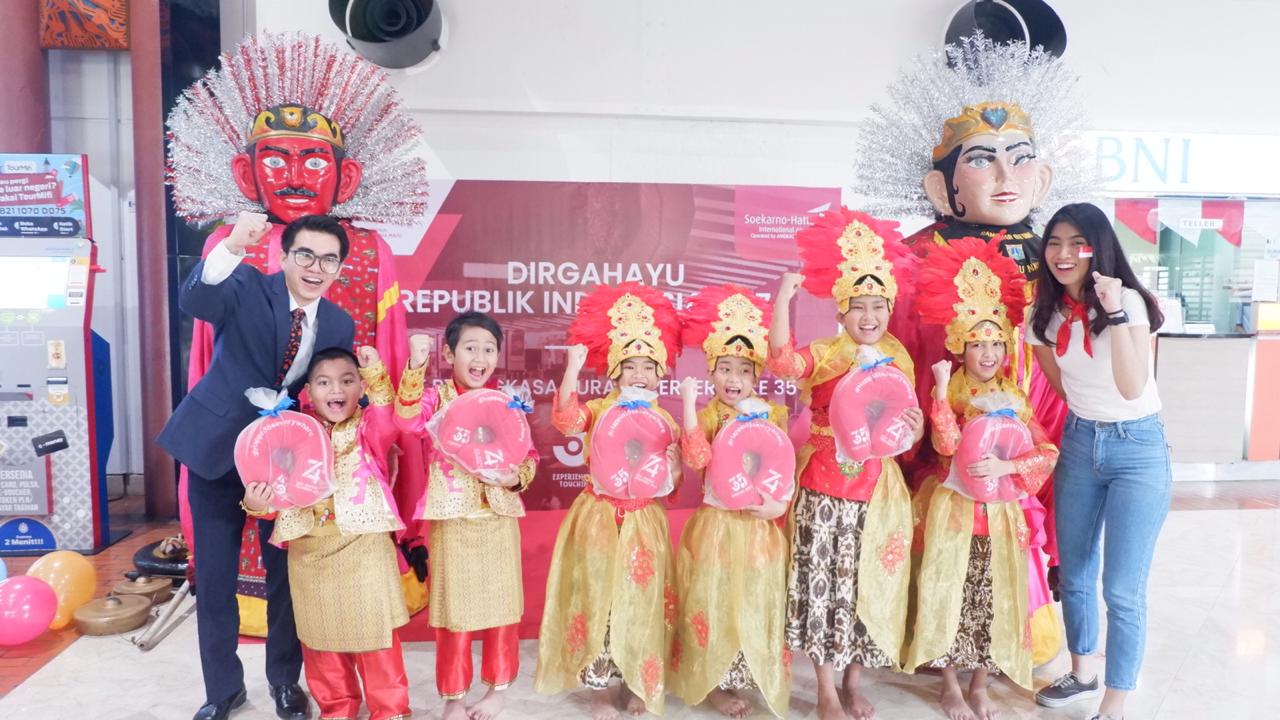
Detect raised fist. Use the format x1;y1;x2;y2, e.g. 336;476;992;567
932;359;953;386
408;333;433;369
679;377;700;405
357;345;380;368
225;211;270;253
778;272;804;302
565;344;589;373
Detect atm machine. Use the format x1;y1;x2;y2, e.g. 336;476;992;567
0;153;112;555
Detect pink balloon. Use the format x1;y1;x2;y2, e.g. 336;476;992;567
831;363;918;463
0;576;58;646
706;419;796;510
950;414;1034;502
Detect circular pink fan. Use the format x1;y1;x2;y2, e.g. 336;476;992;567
429;389;533;476
705;417;796;510
589;403;675;499
830;362;918;463
234;410;335;509
949;412;1033;502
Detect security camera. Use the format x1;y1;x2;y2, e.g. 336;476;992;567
329;0;445;69
945;0;1066;57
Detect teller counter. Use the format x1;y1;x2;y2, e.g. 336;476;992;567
1154;332;1280;463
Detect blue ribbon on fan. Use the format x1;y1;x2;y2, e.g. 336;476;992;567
619;399;653;410
736;411;770;422
507;398;534;414
859;356;895;371
257;395;295;418
985;408;1019;419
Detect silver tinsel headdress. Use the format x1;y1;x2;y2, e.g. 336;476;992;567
167;32;429;225
852;33;1094;224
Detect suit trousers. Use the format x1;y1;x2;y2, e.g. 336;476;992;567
188;468;303;704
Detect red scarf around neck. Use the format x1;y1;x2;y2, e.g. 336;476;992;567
1057;294;1094;358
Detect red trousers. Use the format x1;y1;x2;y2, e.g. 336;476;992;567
302;634;410;720
436;624;520;699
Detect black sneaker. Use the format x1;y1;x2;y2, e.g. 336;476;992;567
1035;671;1102;708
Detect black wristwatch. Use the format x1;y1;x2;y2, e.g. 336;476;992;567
1105;310;1129;326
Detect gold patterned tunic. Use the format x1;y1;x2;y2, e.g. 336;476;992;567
395;366;537;632
273;361;408;652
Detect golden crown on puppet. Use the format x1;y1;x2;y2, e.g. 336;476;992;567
794;207;916;313
569;282;682;379
248;105;346;148
916;234;1027;355
681;284;772;372
931;102;1033;162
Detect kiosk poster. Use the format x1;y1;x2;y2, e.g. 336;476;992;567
0;154;91;238
0;459;51;516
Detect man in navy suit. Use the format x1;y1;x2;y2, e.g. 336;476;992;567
158;212;356;720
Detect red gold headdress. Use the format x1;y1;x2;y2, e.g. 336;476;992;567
916;235;1027;355
570;283;681;379
681;284;772;372
931;102;1033;162
167;32;428;224
794;207;916;313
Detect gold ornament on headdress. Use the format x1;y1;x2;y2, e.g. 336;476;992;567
833;220;898;310
945;257;1013;354
931;102;1033;162
248;104;346;148
607;293;669;377
701;294;768;372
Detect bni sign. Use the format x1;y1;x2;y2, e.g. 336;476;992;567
1091;131;1280;196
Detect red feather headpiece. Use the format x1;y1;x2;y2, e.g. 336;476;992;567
794;206;916;313
916;234;1027;355
680;284;773;372
569;283;681;378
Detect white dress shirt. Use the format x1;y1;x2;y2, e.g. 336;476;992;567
202;241;320;387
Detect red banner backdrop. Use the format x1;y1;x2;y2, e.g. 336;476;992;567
388;181;841;636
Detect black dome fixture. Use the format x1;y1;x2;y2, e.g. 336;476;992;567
944;0;1067;58
329;0;445;69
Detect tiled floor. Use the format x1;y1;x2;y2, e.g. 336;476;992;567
0;495;176;697
2;481;1280;719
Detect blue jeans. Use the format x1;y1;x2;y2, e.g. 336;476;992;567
1054;412;1171;691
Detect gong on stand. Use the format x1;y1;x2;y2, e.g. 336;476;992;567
74;595;152;636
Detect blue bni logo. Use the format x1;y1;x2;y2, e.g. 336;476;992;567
0;517;56;552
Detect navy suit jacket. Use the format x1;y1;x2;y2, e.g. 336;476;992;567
157;260;355;480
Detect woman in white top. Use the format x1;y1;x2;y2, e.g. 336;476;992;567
1025;203;1169;720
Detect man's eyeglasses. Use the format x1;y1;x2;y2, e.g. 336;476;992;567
288;249;342;274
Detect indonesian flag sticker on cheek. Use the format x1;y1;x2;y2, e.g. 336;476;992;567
589;387;676;499
426;388;534;478
705;398;796;510
234;388;336;510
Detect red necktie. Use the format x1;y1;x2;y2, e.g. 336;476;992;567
277;308;306;386
1056;295;1093;358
